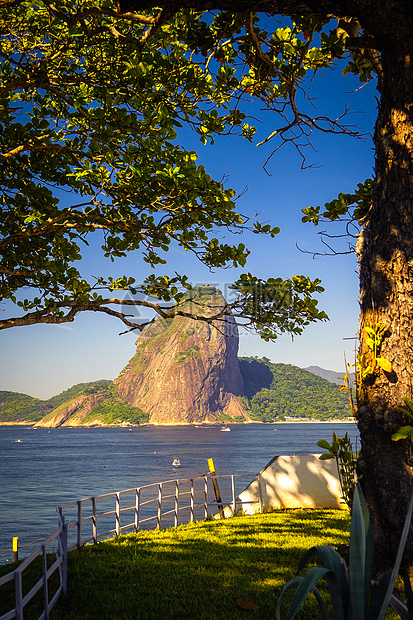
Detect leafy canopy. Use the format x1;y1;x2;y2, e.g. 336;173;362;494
0;1;373;336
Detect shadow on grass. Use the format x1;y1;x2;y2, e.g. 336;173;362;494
0;553;62;619
47;510;350;620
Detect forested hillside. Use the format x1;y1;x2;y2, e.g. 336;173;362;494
239;357;353;422
0;380;111;423
0;391;49;423
46;380;111;410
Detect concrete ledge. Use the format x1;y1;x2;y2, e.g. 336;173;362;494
227;454;345;516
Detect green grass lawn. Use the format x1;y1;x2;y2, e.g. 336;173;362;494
2;508;407;619
52;509;351;619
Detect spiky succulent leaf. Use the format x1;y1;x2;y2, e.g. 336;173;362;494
297;545;348;620
376;491;413;620
349;485;372;620
276;569;332;620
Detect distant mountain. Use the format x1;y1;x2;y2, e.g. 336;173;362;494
38;286;249;427
1;294;354;426
239;357;353;422
304;365;355;388
1;360;355;425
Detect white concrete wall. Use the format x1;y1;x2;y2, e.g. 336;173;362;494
226;454;346;516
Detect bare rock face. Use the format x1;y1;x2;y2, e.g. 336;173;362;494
35;287;249;427
114;287;249;424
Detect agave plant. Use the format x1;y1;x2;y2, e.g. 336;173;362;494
276;483;413;620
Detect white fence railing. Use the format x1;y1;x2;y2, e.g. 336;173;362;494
0;472;260;619
57;473;261;551
0;523;68;620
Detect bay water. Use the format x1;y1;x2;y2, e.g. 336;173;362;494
0;422;358;563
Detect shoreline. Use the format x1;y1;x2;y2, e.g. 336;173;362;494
274;419;355;424
0;419;356;428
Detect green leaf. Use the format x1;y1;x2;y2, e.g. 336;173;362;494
276;569;332;620
403;397;413;411
297;546;349;620
399;397;413;420
376;492;413;620
376;357;392;372
391;426;413;441
349;485;370;620
317;439;332;451
368;571;393;620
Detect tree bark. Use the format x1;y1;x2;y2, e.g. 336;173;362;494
356;24;413;571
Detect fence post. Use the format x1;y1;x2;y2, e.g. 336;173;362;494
42;543;49;620
208;458;224;519
157;483;163;529
174;480;179;528
190;479;195;523
62;521;68;595
135;488;140;532
231;475;236;516
14;570;23;620
257;473;263;513
77;500;82;548
203;475;208;520
115;492;121;537
92;497;97;544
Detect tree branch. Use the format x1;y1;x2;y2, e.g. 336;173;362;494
0;295;230;332
138;7;178;48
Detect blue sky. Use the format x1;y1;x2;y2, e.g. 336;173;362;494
0;58;378;400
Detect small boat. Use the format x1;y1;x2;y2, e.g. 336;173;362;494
172;458;181;468
15;439;22;443
220;427;230;432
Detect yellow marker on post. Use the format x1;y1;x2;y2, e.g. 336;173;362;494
208;458;215;474
12;537;18;563
208;458;224;518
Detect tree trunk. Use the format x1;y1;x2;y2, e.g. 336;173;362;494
356;35;413;572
